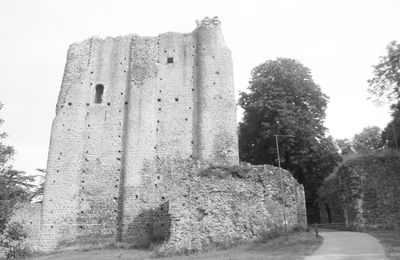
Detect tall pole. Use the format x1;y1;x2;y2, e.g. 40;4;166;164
275;135;288;236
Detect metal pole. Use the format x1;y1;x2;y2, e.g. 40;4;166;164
275;135;288;236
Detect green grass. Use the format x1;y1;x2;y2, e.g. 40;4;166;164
367;229;400;260
161;231;322;260
26;231;322;260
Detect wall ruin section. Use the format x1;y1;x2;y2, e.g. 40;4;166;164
320;152;400;229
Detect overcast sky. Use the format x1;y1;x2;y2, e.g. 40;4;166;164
1;0;399;174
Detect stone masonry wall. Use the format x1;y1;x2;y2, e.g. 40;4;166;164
335;152;400;228
120;158;306;253
156;160;307;254
39;17;239;251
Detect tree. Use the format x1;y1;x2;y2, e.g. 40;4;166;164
382;101;400;150
368;41;400;104
335;138;354;156
239;58;341;222
352;126;384;153
0;102;34;233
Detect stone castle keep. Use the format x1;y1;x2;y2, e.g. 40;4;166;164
4;17;307;254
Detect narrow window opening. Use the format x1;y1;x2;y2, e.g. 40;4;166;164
95;84;104;104
167;57;174;64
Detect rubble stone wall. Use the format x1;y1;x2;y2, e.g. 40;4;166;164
134;159;307;254
335;152;400;228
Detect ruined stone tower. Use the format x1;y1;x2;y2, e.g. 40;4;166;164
39;17;238;251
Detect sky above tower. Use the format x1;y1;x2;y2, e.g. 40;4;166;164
0;0;399;174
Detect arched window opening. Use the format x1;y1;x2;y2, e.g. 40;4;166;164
95;84;104;104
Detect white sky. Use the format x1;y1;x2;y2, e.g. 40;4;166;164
0;0;399;174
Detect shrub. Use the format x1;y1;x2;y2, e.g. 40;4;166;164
258;227;283;243
0;222;31;259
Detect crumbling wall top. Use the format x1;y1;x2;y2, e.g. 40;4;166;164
196;16;220;28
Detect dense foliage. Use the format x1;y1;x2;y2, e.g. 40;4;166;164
238;58;341;211
0;102;34;233
382;101;400;150
368;40;400;104
335;138;354;156
0;222;30;259
352;126;384;153
367;40;400;152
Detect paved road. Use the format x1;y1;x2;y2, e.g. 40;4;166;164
305;231;385;260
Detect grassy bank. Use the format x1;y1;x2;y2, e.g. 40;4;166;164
367;229;400;260
26;231;322;260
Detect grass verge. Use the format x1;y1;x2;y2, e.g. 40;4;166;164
249;231;323;260
366;229;400;260
25;231;322;260
162;231;322;260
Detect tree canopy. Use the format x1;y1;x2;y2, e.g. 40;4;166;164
352;126;384;153
368;40;400;104
382;101;400;150
238;58;341;216
0;102;34;232
335;138;354;156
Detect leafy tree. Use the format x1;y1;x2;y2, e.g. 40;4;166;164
368;41;400;104
352;126;384;153
239;58;341;222
0;102;34;233
382;101;400;150
335;138;354;156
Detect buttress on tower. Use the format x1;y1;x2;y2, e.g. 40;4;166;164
39;17;238;251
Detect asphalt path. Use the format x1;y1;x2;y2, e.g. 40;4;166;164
305;231;385;260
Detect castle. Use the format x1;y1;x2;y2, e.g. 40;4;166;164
39;16;239;251
1;17;306;255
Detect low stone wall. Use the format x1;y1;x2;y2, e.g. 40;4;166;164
149;160;307;254
333;152;400;228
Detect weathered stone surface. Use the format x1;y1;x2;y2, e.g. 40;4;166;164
322;152;400;228
153;161;307;255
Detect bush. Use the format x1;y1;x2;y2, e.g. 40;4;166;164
0;222;31;259
258;227;283;243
